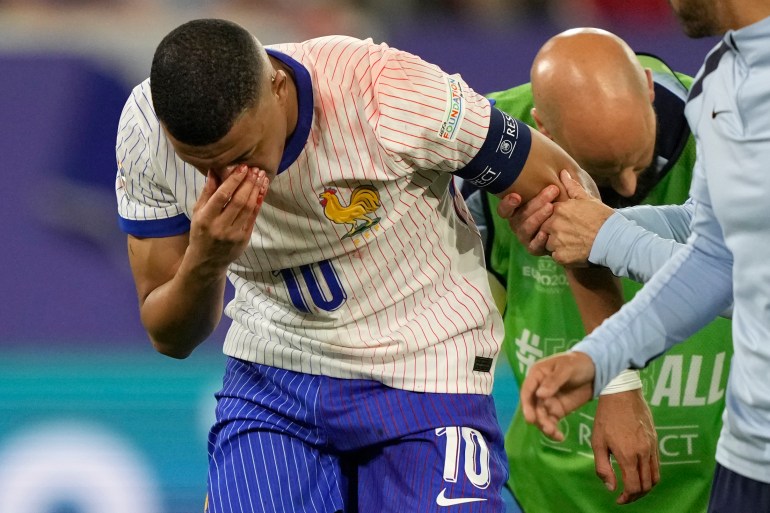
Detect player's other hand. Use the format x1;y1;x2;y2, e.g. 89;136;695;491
189;165;270;272
593;390;660;505
520;351;595;441
496;184;560;256
542;170;614;267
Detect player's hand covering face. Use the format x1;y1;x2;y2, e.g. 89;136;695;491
189;165;270;272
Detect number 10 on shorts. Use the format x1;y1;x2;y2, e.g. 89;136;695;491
436;427;491;489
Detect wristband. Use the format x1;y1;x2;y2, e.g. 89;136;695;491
599;369;642;395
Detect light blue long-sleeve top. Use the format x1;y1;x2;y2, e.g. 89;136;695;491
590;199;693;283
573;15;770;484
592;200;734;318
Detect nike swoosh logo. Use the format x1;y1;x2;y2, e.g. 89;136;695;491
711;109;730;118
436;488;487;507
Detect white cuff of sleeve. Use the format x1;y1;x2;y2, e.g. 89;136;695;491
599;369;642;395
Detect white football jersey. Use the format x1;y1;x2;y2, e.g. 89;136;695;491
116;35;503;394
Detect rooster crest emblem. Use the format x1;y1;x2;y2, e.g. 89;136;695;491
319;185;382;239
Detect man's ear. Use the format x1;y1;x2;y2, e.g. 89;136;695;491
531;107;552;139
273;69;288;103
644;68;655;103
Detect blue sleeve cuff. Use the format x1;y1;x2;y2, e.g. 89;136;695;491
454;107;532;194
118;213;191;237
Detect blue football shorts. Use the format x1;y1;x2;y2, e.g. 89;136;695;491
708;463;770;513
204;357;508;512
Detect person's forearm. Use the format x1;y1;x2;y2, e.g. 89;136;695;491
591;206;737;319
575;234;733;395
590;201;695;281
616;200;694;242
566;267;624;334
590;213;682;283
140;247;227;358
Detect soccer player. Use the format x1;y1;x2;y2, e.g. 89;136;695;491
114;19;619;512
520;2;770;512
466;28;732;511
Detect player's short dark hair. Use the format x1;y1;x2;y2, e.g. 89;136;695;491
150;19;266;146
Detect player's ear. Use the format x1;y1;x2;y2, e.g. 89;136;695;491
644;68;655;103
273;70;289;103
531;108;552;139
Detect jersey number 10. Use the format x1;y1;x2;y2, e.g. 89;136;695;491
280;260;347;313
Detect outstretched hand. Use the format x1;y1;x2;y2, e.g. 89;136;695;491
520;351;596;441
188;165;270;272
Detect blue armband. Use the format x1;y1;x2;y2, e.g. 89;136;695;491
453;107;532;194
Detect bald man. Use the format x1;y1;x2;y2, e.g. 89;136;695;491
466;29;733;512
